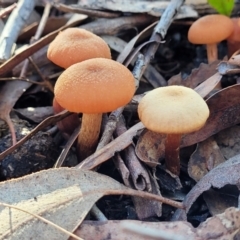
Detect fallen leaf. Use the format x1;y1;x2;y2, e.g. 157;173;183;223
73;207;240;240
215;125;240;159
0;168;182;239
172;153;240;220
188;137;225;182
168;62;219;88
203;188;238;216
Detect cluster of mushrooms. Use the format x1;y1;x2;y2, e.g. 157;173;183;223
48;27;210;176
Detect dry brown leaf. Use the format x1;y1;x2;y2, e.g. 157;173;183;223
188;137;225;182
18;16;69;41
0;168;182;239
216;125;240;160
173;154;240;220
73;207;240;240
74;220;194;240
168;62;219;88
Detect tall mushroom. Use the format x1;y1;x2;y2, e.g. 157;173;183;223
47;28;111;68
188;14;233;63
54;58;135;161
138;86;209;175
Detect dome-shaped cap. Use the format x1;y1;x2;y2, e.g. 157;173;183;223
138;86;209;134
47;28;111;68
188;14;234;44
54;58;135;114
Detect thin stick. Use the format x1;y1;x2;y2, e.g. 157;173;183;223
0;202;83;240
0;3;17;18
0;0;36;61
20;2;51;78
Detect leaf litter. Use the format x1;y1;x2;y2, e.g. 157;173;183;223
1;0;240;239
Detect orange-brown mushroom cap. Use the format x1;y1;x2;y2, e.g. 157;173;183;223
188;14;234;44
54;58;135;113
138;86;210;134
47;28;111;68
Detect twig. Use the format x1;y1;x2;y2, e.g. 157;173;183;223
20;1;51;78
115;116;151;191
0;0;36;62
139;0;185;78
0;202;82;240
53;3;120;18
54;126;80;168
121;221;185;240
0;110;71;161
77;122;145;170
0;3;16;18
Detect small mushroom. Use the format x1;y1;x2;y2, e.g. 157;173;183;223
138;86;210;175
54;58;135;160
47;28;111;68
188;14;233;63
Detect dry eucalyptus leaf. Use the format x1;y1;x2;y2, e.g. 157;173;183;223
173;154;240;221
215;125;240;160
136;130;166;167
73;207;240;240
188;137;225;182
195;207;240;240
183;84;240;146
73;219;195;240
14;106;54;123
168;62;219;88
203;188;238;217
0;168;182;239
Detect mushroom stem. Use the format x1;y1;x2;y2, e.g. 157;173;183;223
77;113;102;161
165;134;181;176
206;43;217;63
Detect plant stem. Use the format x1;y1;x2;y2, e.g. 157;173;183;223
77;113;102;161
206;43;217;63
165;134;181;175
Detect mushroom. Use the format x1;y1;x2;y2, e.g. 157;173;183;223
188;14;233;63
138;86;209;175
52;97;80;139
54;58;135;160
227;18;240;57
47;28;111;69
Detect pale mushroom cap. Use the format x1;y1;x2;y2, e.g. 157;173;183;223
47;28;111;68
188;14;234;44
138;86;210;134
54;58;135;114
